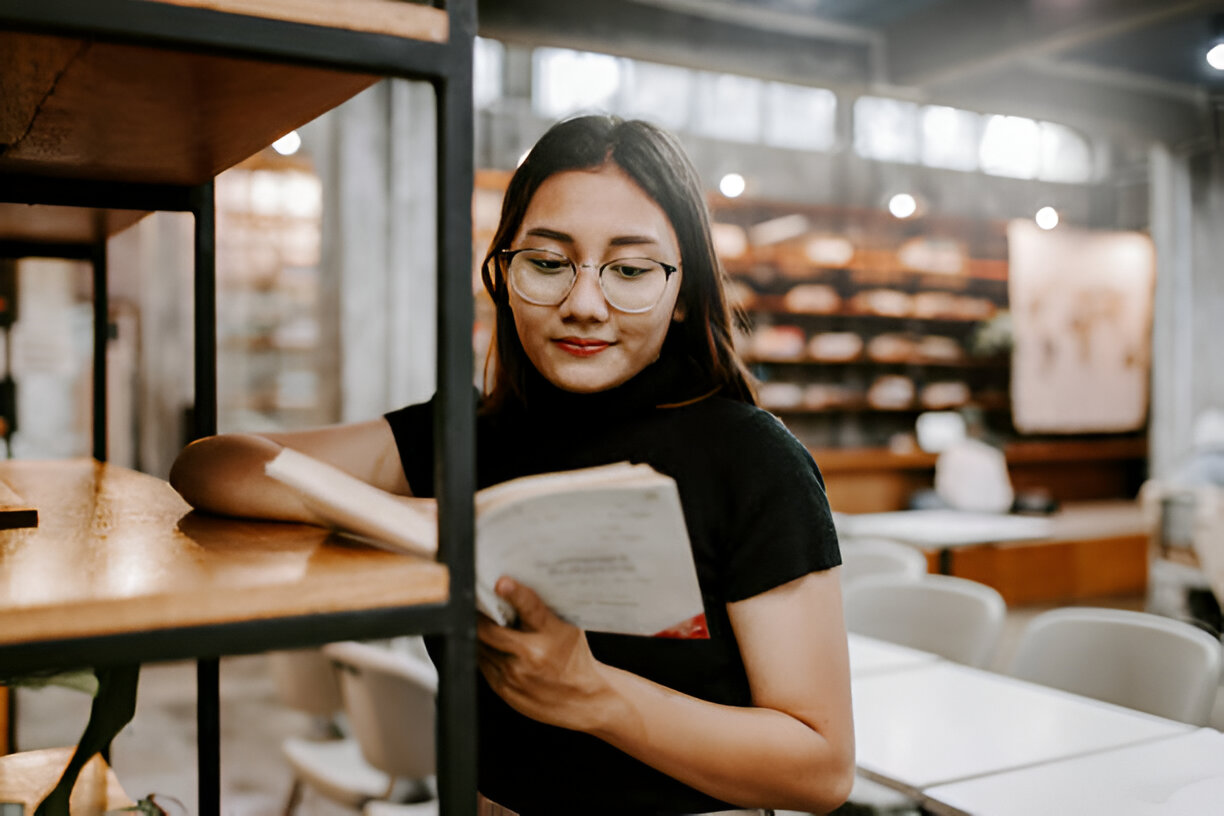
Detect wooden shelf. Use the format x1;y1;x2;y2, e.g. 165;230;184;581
0;460;448;647
151;0;448;41
0;747;134;814
0;30;379;188
748;356;1008;368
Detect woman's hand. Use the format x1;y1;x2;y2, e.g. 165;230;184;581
477;577;619;733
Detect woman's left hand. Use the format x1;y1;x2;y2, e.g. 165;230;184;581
477;577;618;733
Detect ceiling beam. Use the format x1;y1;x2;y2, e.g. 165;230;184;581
477;0;873;88
886;0;1219;90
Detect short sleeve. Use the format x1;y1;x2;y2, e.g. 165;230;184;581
383;397;436;498
718;409;840;602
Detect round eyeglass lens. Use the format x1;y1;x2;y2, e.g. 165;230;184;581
507;249;575;306
506;249;669;313
600;258;668;312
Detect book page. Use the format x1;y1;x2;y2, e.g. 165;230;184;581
476;477;705;637
264;447;437;557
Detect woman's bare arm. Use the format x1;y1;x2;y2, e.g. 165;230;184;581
168;419;409;522
478;568;855;813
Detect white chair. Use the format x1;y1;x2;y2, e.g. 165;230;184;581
838;538;928;586
842;573;1007;668
1007;606;1224;726
282;638;438;814
268;648;344;737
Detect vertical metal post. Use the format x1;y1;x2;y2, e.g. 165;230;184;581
190;180;220;816
190;181;217;442
434;2;477;814
91;239;107;462
196;658;220;816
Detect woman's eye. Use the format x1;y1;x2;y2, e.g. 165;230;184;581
609;261;653;279
530;258;568;273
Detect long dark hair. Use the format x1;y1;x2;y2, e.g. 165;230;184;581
480;115;756;411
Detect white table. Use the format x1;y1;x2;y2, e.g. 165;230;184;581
848;633;941;677
838;509;1054;549
852;661;1192;796
923;727;1224;816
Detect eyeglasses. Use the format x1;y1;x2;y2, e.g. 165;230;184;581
500;248;679;314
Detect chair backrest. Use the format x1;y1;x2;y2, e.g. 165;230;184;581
1007;607;1224;726
843;573;1007;668
268;648;343;718
838;538;928;586
323;640;438;780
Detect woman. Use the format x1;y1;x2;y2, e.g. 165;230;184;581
171;115;854;815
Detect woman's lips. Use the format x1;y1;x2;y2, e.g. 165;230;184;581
554;337;612;357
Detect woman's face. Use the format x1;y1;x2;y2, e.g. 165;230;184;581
507;164;683;394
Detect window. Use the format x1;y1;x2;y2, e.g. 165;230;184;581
1038;121;1093;183
693;71;763;143
620;60;694;131
764;82;837;151
921;105;980;171
473;37;504;110
532;47;621;118
853;96;920;163
979;114;1041;179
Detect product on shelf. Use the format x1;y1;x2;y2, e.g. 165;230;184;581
866;333;918;363
807;332;863;362
803;234;856;268
750;325;807;361
867;375;916;409
912;291;962;319
725;279;758;310
920;381;972;410
803;383;859;410
948;295;998;321
757;381;805;410
782;283;842;314
848;288;913;317
896;236;966;275
711;222;749;260
915;335;964;363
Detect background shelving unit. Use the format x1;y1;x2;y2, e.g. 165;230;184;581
0;2;478;814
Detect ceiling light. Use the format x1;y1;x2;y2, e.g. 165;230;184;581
271;131;302;156
1207;43;1224;71
719;173;746;198
888;193;917;219
1035;205;1059;230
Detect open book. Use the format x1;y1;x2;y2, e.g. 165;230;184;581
264;448;708;638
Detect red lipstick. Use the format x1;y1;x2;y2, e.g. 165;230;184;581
554;337;612;357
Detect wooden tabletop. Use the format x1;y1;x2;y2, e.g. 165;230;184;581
923;727;1224;816
0;747;134;815
0;459;448;647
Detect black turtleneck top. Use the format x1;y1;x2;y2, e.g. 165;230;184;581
384;350;840;816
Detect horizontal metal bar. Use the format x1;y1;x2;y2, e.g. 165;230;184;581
0;175;195;211
0;602;459;675
0;240;97;260
0;0;459;79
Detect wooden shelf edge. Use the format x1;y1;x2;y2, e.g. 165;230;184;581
150;0;449;42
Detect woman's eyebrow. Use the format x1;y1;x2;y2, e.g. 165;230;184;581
523;227;660;248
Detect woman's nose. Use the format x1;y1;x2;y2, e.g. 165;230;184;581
559;266;609;321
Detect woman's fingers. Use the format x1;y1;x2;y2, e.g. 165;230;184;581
494;576;556;632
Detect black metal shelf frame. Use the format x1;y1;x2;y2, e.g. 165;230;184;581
0;2;478;815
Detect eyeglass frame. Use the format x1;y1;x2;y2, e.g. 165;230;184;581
498;247;680;314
